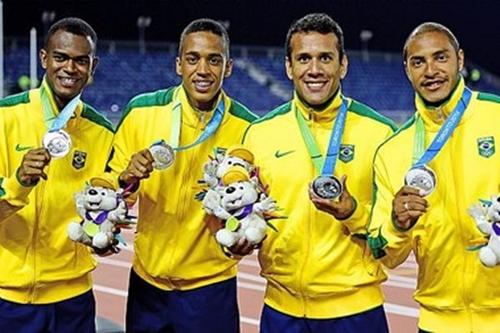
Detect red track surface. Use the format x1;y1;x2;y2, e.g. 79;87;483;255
94;229;419;332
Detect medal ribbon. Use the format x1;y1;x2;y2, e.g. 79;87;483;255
40;77;81;132
168;86;225;152
295;97;349;176
412;87;472;167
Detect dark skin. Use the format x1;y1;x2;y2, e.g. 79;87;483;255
17;148;51;186
392;186;429;230
119;150;254;255
19;31;97;186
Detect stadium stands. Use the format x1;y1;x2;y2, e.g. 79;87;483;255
4;42;500;124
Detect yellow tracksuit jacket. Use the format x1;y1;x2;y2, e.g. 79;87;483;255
369;79;500;332
243;90;396;318
0;88;114;303
107;85;257;291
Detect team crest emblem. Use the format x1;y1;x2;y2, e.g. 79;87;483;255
477;136;495;158
339;144;355;163
72;150;87;169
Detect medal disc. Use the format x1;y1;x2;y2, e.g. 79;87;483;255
43;130;72;158
149;140;175;170
312;175;343;199
405;165;437;196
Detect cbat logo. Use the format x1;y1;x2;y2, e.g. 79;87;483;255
72;150;87;169
477;136;495;158
339;144;355;163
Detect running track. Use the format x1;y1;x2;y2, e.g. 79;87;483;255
93;229;419;332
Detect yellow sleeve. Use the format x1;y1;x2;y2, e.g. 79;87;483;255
368;149;413;269
105;109;140;204
342;125;395;235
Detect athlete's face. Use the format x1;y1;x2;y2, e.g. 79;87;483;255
40;30;98;109
286;31;347;107
176;31;233;111
404;31;464;104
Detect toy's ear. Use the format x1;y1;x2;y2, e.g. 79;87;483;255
250;176;259;187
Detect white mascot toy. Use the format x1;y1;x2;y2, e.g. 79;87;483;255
203;165;276;248
67;178;128;250
203;145;255;190
468;194;500;267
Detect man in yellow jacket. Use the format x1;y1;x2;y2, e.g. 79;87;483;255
106;19;257;332
243;13;396;333
0;18;113;332
368;22;500;333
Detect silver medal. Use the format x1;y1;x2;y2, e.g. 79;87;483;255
43;130;72;158
405;165;437;196
149;140;175;170
312;175;343;199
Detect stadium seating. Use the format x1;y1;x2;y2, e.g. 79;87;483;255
4;44;499;124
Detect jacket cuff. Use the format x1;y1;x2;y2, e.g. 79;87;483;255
339;199;369;234
1;173;34;206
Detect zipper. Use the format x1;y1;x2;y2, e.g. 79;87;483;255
29;163;50;303
297;118;317;316
164;109;204;283
447;136;471;313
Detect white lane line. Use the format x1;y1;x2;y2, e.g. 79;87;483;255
237;272;266;283
97;257;416;291
241;316;259;326
98;257;132;268
385;303;419;318
94;284;128;297
239;258;260;268
237;280;266;291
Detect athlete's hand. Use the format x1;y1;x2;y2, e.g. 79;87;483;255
119;149;155;188
17;148;51;186
392;186;428;230
309;175;356;220
229;237;257;257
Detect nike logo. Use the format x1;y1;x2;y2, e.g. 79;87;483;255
15;144;34;152
275;149;295;158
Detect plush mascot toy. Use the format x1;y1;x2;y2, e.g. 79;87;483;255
67;177;128;251
468;194;500;267
202;165;276;248
203;145;256;190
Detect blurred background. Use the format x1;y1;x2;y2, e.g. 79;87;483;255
2;0;500;125
1;1;498;332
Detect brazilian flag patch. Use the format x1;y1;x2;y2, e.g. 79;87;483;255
477;136;495;158
339;144;355;163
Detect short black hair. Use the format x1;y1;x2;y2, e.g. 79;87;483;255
178;18;230;58
285;13;345;60
403;22;460;62
44;17;97;54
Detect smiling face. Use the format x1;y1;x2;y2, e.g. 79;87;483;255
404;31;464;104
286;31;347;107
221;181;258;211
176;31;233;111
40;29;97;109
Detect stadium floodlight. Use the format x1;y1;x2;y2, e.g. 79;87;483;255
137;16;152;54
360;30;373;62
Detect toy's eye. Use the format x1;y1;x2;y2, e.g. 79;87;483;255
228;161;232;164
239;186;244;190
101;191;106;196
220;195;224;199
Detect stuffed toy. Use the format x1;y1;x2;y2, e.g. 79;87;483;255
67;178;128;251
203;145;256;190
202;165;276;248
468;194;500;267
